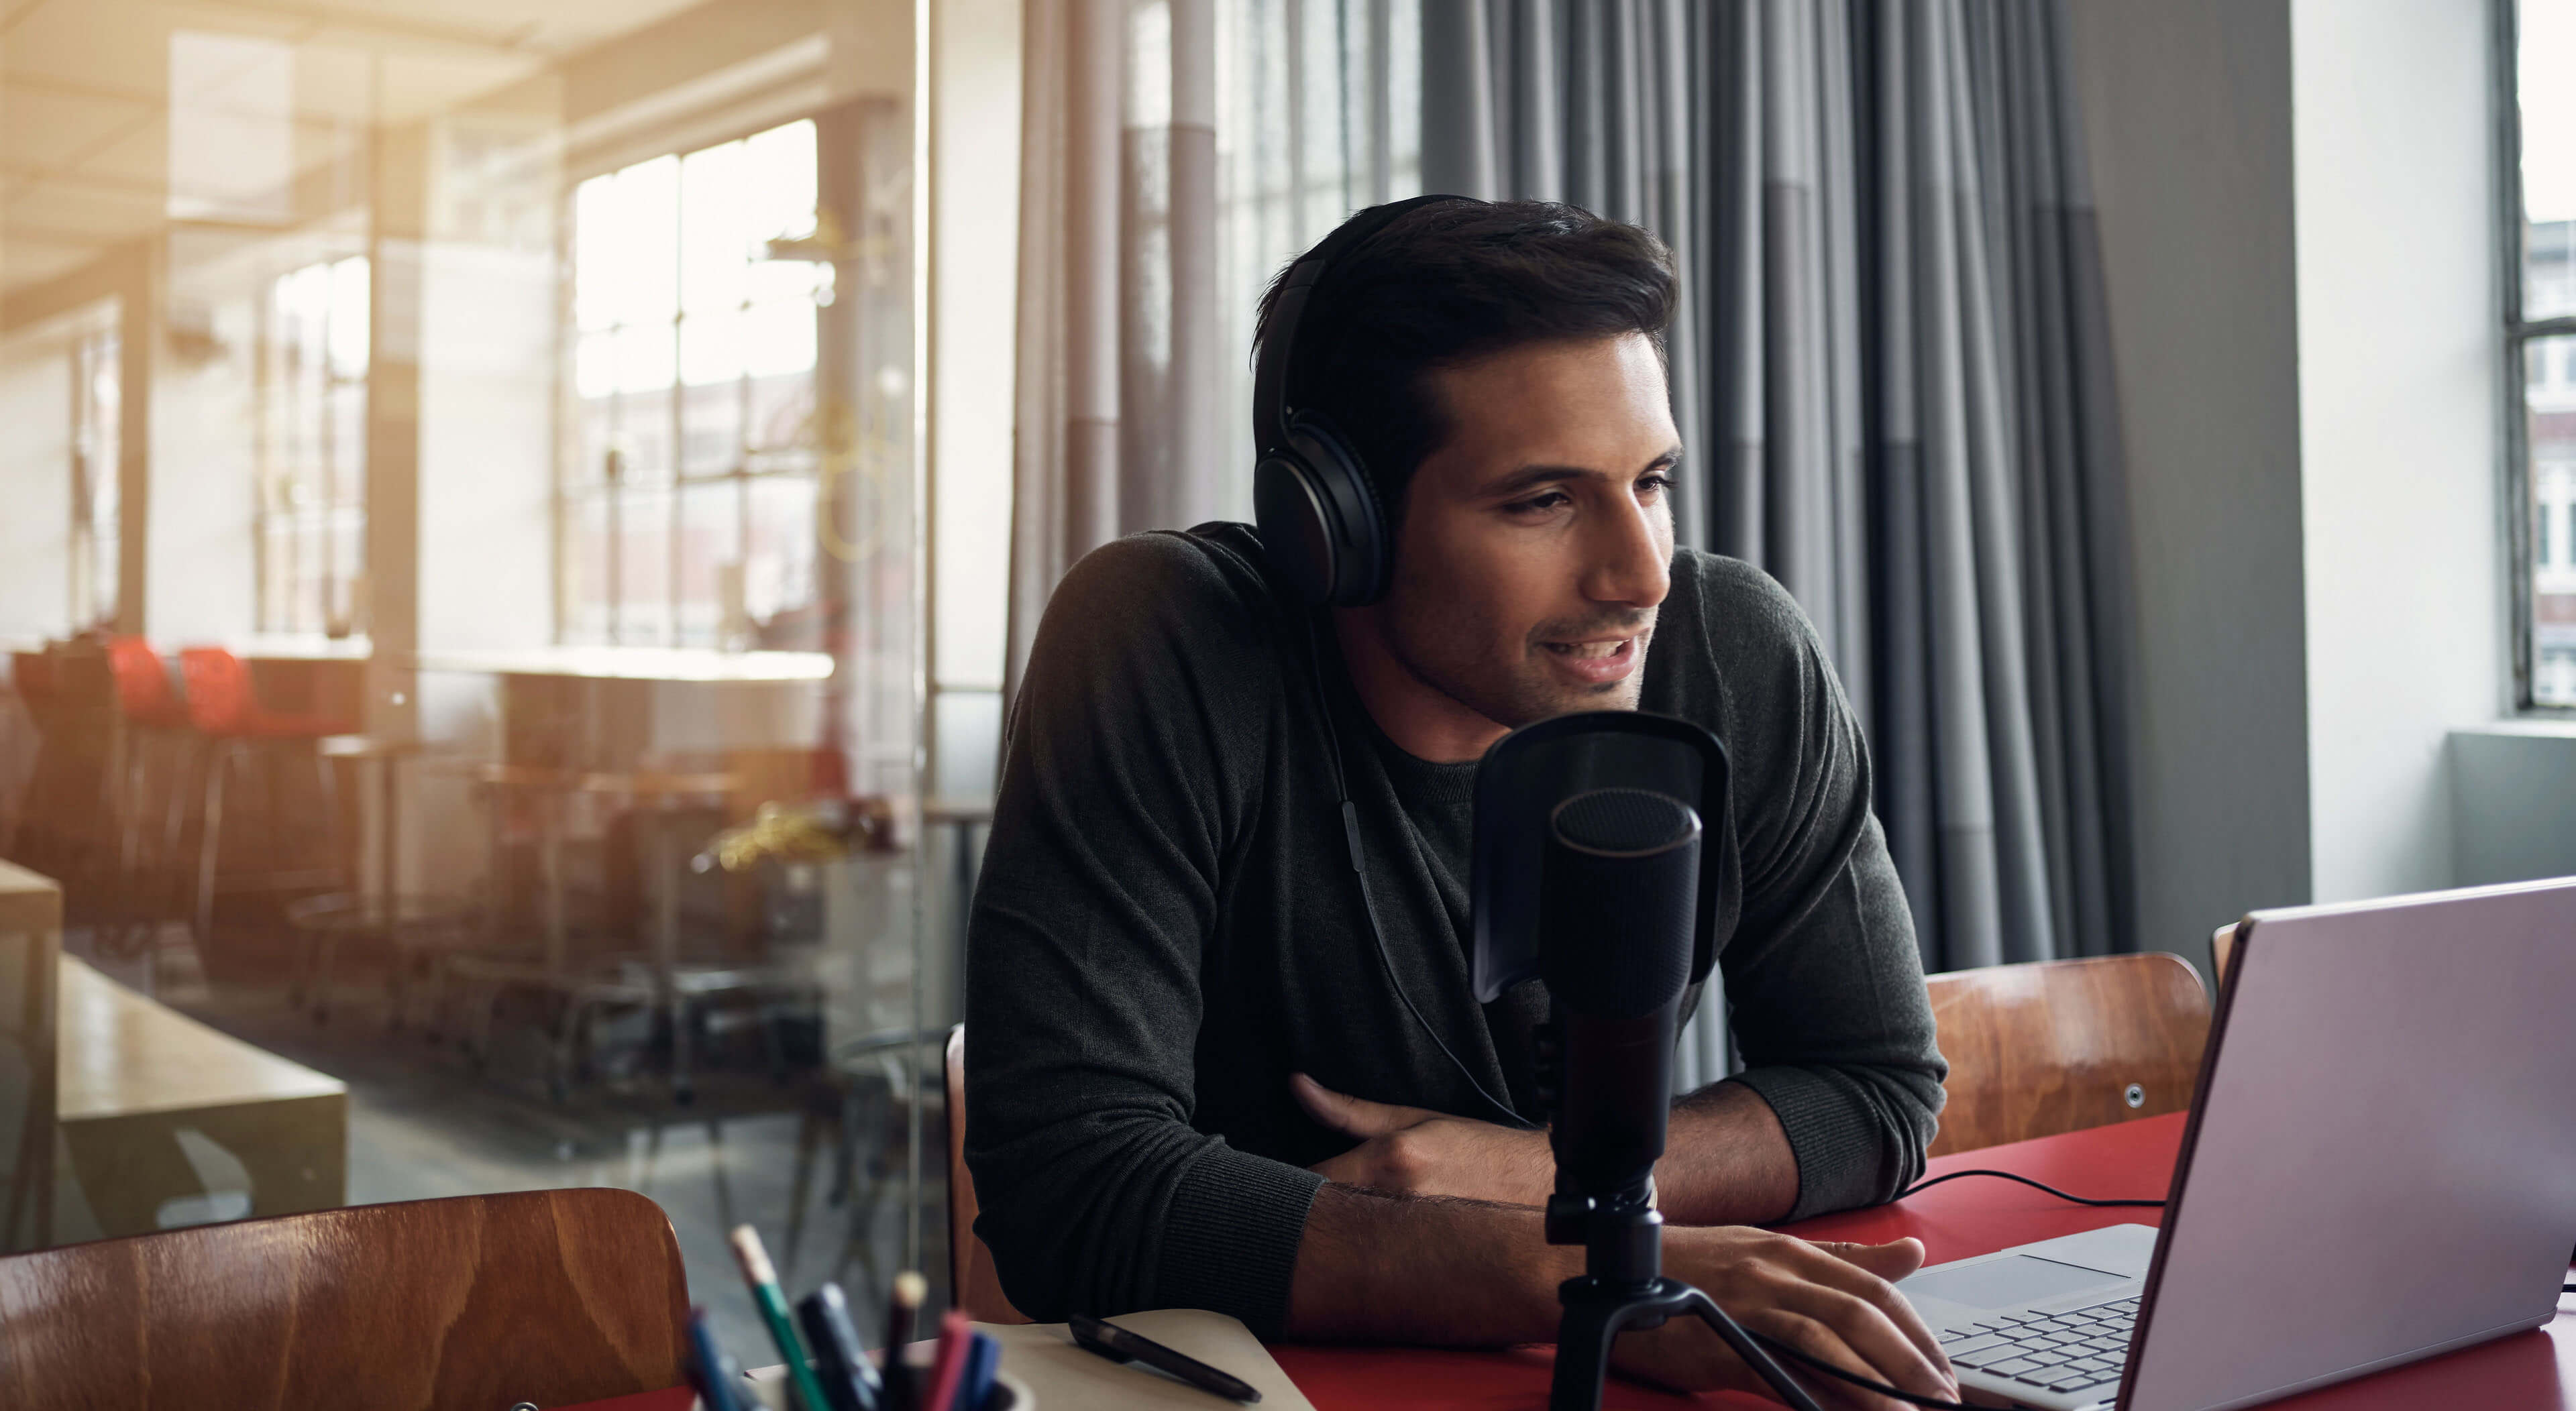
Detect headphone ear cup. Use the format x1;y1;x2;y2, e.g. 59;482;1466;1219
1282;412;1387;606
1254;454;1339;606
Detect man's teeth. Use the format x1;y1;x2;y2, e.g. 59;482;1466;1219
1550;640;1625;659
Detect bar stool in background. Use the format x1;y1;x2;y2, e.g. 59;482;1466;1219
282;736;476;1026
100;638;199;965
567;767;759;1105
177;647;358;956
427;760;579;1049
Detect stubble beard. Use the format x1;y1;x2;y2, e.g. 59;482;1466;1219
1382;584;1657;730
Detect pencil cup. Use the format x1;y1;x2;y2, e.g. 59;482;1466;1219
729;1367;1033;1411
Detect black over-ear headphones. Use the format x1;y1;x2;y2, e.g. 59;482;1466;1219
1252;194;1470;607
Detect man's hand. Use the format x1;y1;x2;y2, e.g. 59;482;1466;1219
1291;1072;1555;1206
1612;1229;1956;1411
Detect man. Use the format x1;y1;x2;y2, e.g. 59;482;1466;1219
965;198;1954;1408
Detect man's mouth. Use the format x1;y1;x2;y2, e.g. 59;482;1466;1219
1540;635;1642;685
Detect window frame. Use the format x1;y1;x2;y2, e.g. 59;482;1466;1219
2500;0;2576;714
552;113;832;651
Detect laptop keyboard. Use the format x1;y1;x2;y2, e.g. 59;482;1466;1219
1938;1296;2137;1398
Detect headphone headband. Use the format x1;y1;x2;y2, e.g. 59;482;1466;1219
1253;194;1466;459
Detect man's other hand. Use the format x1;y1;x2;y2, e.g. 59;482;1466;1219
1291;1072;1554;1206
1616;1230;1957;1410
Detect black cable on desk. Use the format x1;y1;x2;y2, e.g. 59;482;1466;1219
1896;1168;2166;1208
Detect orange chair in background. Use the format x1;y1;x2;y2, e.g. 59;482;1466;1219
177;646;356;948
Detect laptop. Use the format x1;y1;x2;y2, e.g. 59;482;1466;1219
1894;877;2576;1411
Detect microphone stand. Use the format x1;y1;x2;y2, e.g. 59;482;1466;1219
1539;1011;1823;1411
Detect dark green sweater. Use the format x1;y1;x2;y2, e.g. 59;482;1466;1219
963;524;1944;1337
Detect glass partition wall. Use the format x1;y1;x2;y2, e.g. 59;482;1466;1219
0;0;937;1354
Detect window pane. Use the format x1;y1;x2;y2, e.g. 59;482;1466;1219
617;486;673;646
576;329;618;400
573;173;623;331
680;377;744;476
616;321;676;396
743;119;818;244
564;492;616;642
610;154;681;327
2529;335;2576;706
327;256;370;379
2524;1;2576;319
743;298;816;380
749;370;815;457
747;473;820;644
675;480;742;647
680;139;750;315
680;307;745;388
613;386;674;486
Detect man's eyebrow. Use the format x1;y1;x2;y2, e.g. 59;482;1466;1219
1479;448;1684;500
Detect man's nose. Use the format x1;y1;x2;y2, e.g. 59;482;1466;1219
1582;494;1671;608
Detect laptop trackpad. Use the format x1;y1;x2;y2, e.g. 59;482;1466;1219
1902;1255;2131;1311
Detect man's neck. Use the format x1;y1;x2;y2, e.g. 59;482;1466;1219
1330;606;1510;765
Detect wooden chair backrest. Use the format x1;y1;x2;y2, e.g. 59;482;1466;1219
0;1187;688;1411
1925;952;2212;1158
947;1025;1030;1324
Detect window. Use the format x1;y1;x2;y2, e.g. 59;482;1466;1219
256;256;369;635
70;325;120;632
563;119;830;648
2511;1;2576;708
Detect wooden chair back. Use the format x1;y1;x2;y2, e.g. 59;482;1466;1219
0;1187;688;1411
947;1025;1029;1324
1925;952;2212;1158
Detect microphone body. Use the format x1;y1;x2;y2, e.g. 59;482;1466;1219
1536;787;1701;1237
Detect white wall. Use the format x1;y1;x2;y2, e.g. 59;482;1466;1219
0;328;74;642
928;0;1020;699
926;0;1020;807
2068;0;2314;969
2292;0;2503;903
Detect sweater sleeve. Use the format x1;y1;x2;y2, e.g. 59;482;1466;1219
1695;561;1948;1219
962;534;1325;1335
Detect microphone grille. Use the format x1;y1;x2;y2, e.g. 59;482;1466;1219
1550;788;1699;856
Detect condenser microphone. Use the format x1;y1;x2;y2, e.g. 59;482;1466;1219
1470;715;1820;1411
1539;787;1701;1203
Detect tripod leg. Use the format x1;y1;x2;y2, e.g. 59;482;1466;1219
1678;1286;1827;1411
1548;1293;1623;1411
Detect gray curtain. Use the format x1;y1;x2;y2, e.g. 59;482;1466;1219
1007;0;1423;701
1423;0;2139;1086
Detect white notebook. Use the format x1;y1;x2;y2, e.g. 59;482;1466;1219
972;1309;1316;1410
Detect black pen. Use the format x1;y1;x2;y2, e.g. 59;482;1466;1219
797;1282;882;1411
1069;1314;1263;1404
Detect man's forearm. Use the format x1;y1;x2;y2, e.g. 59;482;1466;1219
1653;1080;1801;1226
1285;1184;1573;1344
1285;1082;1796;1345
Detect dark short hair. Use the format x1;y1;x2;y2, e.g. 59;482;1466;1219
1252;198;1678;521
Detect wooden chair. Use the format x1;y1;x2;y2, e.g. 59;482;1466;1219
1925;952;2212;1158
947;1025;1030;1324
0;1187;689;1410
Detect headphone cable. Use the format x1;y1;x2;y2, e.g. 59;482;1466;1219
1304;613;1536;1132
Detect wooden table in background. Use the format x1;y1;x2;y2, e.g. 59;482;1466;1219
0;860;60;1253
54;956;345;1239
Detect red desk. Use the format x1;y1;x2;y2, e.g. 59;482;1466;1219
568;1112;2576;1410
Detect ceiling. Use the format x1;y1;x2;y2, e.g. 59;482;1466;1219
0;0;716;300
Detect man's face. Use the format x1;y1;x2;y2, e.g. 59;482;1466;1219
1371;333;1678;728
